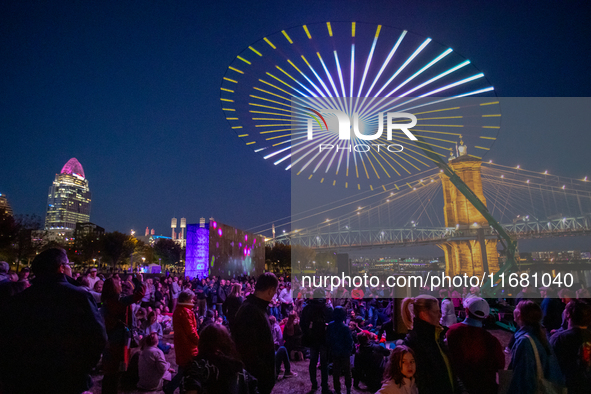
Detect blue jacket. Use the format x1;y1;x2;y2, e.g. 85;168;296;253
327;306;354;357
507;326;565;394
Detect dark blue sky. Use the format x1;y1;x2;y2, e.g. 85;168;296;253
1;1;590;238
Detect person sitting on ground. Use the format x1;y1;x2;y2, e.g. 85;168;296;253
269;315;297;379
137;332;173;391
183;323;258;394
141;311;171;354
446;297;504;394
376;345;418;394
354;330;391;392
283;310;303;359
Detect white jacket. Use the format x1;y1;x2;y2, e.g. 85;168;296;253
440;298;456;327
376;378;419;394
138;346;170;391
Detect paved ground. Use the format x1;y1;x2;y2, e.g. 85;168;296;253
90;330;514;394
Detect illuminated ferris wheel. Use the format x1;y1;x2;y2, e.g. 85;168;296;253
221;22;501;190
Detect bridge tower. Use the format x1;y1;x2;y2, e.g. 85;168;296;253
438;152;500;277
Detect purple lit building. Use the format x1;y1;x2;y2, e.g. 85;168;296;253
44;158;91;242
185;218;265;279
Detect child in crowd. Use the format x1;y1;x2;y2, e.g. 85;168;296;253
376;345;418;394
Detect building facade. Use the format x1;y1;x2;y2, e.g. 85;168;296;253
0;193;13;216
44;158;91;241
185;218;265;279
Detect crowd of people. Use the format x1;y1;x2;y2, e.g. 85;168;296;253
1;249;591;394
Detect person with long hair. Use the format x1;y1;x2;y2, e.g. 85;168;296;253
223;282;244;330
101;276;146;394
401;294;454;394
141;311;171;354
507;300;564;394
377;345;418;394
184;323;258;394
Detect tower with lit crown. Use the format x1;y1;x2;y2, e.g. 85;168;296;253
44;158;91;240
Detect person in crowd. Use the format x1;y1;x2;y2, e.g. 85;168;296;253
89;279;103;303
0;261;10;283
87;267;100;290
301;287;334;394
439;289;456;327
576;287;591;300
541;287;565;331
141;311;171;353
283;310;303;358
164;289;200;394
450;286;462;309
140;277;154;308
224;282;244;330
199;309;216;334
269;315;297;379
215;278;228;317
183;323;258;394
446;297;504;394
506;300;564;394
137;332;173;391
378;307;400;342
401;294;454;394
354;330;390;392
550;299;591;394
171;276;181;311
18;267;30;287
376;345;418;394
194;277;208;317
0;269;28;307
557;288;575;330
515;285;538;305
153;281;165;309
233;272;279;394
327;306;354;394
101;275;146;394
279;282;294;317
0;248;107;394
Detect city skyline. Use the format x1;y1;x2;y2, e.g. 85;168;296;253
1;1;590;241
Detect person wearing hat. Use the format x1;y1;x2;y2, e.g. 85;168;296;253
87;267;100;290
445;297;504;394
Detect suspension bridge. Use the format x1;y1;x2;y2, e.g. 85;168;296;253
258;161;591;251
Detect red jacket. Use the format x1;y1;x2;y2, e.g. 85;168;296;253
173;304;199;366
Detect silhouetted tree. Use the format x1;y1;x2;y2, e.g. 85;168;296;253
101;231;136;270
153;238;181;269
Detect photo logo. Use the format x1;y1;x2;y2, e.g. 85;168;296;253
305;109;417;153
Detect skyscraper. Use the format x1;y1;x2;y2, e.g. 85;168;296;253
44;158;91;240
0;193;13;216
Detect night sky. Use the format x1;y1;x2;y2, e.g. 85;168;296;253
1;1;590;242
